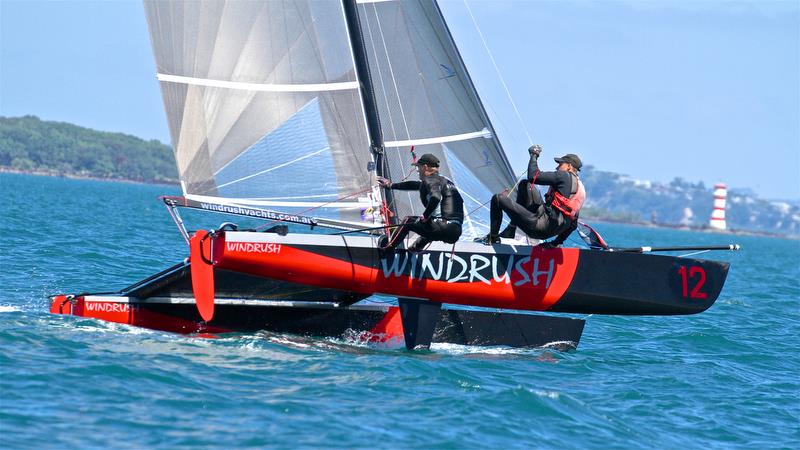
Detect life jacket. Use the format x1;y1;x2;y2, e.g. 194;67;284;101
547;172;585;220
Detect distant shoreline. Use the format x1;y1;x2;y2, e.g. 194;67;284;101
0;167;179;187
582;216;798;241
3;168;796;240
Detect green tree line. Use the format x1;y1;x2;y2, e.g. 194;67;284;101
0;115;177;183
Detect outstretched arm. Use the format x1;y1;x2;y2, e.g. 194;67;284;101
527;145;542;182
390;180;422;190
379;177;421;190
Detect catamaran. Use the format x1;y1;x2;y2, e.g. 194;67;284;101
50;0;737;350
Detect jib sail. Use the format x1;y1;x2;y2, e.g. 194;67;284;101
355;0;515;238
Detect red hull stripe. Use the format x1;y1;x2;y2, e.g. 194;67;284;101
216;238;579;311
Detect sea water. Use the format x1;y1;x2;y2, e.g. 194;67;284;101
1;173;798;449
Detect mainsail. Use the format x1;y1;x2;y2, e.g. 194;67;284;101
144;0;379;223
145;0;516;236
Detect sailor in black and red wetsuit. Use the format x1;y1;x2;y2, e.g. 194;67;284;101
478;146;585;248
378;153;464;252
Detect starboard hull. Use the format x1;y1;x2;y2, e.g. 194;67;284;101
48;228;729;349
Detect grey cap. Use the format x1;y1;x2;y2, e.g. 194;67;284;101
554;153;582;171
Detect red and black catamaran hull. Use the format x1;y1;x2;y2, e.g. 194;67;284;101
48;230;728;349
203;231;729;316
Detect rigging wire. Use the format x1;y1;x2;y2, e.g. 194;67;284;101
453;0;539;233
463;0;534;145
462;168;528;221
250;163;420;233
371;3;412;142
678;249;712;258
369;3;417;217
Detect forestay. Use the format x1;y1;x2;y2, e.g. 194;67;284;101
144;0;381;224
356;0;516;238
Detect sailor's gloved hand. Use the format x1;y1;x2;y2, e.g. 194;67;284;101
415;215;429;224
528;145;542;157
539;241;558;249
377;177;392;188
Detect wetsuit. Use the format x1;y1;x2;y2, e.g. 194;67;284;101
385;174;464;250
489;153;581;246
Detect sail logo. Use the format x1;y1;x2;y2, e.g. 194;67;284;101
380;252;555;288
85;302;130;313
226;242;282;254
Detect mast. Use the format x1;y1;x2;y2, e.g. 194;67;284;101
342;0;397;224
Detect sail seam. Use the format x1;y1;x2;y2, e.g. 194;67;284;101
211;97;322;178
215;147;329;190
157;73;359;93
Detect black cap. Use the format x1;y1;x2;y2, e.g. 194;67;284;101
412;153;440;167
554;153;582;171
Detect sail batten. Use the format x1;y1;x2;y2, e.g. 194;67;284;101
157;73;361;93
384;128;492;148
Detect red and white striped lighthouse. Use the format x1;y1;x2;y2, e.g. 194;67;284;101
709;183;727;230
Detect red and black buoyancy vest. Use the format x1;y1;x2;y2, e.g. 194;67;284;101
547;172;585;220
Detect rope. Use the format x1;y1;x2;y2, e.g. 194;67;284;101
378;147;419;222
463;0;534;145
369;3;421;215
333;223;405;235
462;168;528;220
362;4;399;143
371;2;411;142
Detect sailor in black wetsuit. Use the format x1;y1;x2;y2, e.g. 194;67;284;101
478;146;585;248
377;153;464;252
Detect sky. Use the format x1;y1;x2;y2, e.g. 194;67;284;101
1;0;798;200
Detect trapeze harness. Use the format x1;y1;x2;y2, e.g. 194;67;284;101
546;172;585;221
